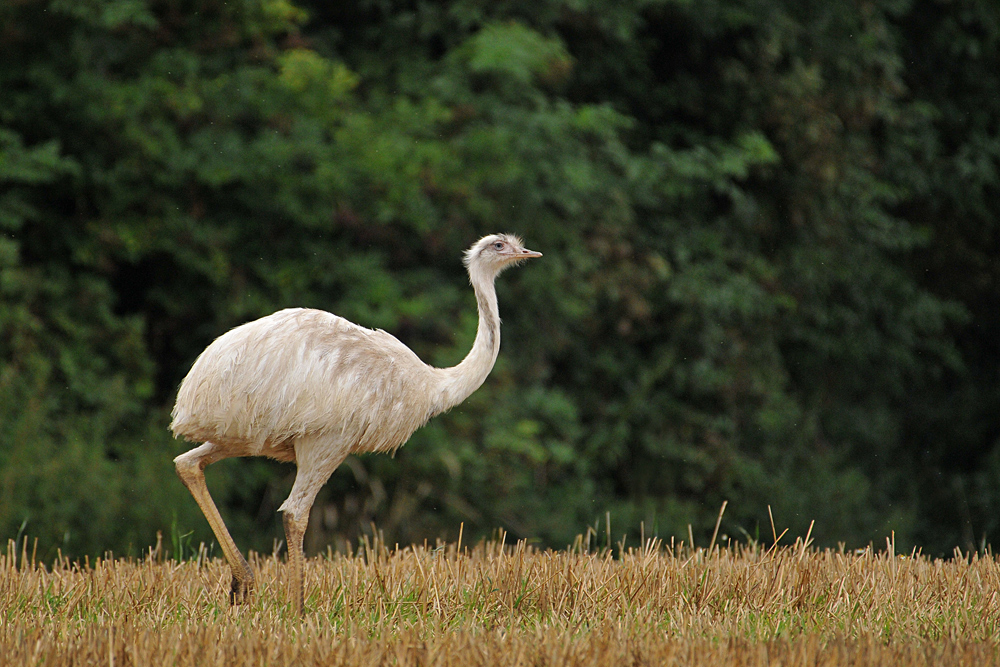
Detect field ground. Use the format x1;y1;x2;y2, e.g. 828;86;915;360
2;533;999;666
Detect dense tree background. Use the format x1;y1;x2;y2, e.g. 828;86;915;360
1;0;997;558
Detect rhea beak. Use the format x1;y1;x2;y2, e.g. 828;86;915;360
499;244;543;263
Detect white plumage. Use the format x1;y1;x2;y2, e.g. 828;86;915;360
172;308;440;455
170;233;541;614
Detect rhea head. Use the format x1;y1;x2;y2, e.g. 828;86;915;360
464;234;543;277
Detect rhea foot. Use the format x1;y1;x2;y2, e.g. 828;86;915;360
229;568;255;605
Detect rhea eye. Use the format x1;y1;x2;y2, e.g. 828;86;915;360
493;242;504;250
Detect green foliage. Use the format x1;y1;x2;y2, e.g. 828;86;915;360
0;0;997;558
462;21;573;85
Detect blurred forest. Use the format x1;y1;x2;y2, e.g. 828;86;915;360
1;0;998;559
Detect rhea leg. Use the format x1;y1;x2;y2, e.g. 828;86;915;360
278;438;347;615
174;442;255;605
281;510;309;615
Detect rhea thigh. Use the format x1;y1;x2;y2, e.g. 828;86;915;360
277;433;351;521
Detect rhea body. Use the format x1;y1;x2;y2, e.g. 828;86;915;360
170;234;541;613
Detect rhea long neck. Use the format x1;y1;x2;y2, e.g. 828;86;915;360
432;263;502;414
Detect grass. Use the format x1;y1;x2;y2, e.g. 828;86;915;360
2;531;999;665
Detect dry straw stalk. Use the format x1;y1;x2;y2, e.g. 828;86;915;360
2;533;999;666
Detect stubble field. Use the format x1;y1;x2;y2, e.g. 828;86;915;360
2;532;999;666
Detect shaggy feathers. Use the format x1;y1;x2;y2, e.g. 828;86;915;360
171;308;439;455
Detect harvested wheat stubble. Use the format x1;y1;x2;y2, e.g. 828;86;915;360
2;535;999;666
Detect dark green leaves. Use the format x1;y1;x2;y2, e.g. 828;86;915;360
1;0;997;557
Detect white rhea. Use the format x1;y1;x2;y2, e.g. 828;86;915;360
170;234;541;614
